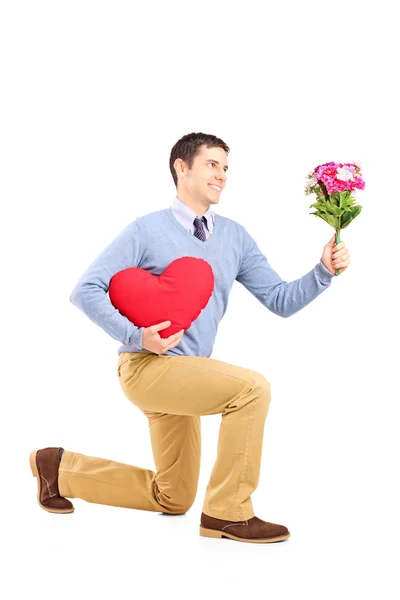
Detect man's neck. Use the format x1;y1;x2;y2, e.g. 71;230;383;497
177;192;210;216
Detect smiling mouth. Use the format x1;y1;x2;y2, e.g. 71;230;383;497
208;184;222;192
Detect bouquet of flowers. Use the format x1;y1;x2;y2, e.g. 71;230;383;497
305;161;365;275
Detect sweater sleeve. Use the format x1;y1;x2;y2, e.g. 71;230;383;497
235;228;335;318
69;221;145;348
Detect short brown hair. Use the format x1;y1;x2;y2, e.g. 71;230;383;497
169;132;230;187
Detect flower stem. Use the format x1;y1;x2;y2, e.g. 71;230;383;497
335;217;341;275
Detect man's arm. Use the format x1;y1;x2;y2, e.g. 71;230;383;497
235;228;335;318
70;220;144;349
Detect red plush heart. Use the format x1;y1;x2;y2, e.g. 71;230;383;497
109;256;214;338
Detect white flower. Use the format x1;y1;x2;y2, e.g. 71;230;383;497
336;167;354;181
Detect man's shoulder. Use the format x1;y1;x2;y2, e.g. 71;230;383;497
127;209;168;231
215;213;247;235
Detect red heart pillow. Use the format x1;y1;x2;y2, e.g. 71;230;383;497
108;256;214;338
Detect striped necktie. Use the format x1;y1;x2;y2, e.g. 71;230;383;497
193;216;207;242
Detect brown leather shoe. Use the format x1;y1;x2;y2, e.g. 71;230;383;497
29;447;74;514
200;512;290;543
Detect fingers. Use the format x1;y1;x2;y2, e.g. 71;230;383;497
162;330;184;353
163;341;181;353
332;240;348;257
143;322;185;355
166;329;184;343
333;241;346;251
332;242;350;268
332;248;348;259
151;320;171;333
333;258;350;268
331;239;350;271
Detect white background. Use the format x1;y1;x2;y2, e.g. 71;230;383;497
1;1;399;598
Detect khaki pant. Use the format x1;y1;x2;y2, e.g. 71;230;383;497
59;352;271;521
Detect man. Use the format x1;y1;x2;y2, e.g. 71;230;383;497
30;132;350;544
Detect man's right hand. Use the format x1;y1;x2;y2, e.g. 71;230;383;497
142;321;184;355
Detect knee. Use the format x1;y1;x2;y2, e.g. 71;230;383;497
156;486;197;515
162;496;196;515
251;373;271;397
250;373;272;412
166;504;193;515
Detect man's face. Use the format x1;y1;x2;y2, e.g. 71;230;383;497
176;145;228;206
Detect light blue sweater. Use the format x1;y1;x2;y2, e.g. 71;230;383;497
70;203;335;357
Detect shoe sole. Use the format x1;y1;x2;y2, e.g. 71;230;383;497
199;525;290;543
29;451;74;514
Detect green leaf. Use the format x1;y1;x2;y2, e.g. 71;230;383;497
311;206;332;218
330;192;340;206
341;198;351;211
310;201;329;211
326;202;343;217
339;191;351;208
340;211;353;228
341;217;353;229
340;205;362;229
313;212;338;228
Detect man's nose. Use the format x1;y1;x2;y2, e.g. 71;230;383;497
217;171;227;182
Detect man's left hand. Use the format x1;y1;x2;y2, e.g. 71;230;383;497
322;234;350;275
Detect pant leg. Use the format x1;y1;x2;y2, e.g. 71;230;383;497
58;450;163;512
141;411;201;514
58;412;200;515
117;351;271;522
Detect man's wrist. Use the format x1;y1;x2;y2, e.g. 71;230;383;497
317;259;336;280
128;326;144;350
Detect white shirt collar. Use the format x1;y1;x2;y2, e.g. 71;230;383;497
171;195;214;234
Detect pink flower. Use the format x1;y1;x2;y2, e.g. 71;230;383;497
310;161;365;195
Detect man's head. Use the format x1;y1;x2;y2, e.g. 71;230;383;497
170;132;230;211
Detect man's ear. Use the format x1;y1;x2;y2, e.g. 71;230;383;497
174;158;186;179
